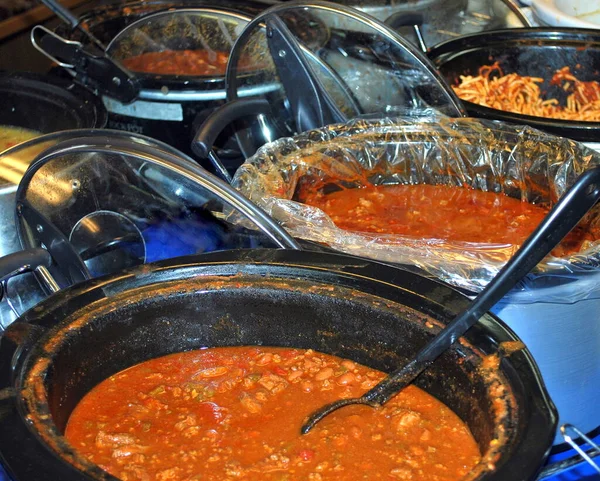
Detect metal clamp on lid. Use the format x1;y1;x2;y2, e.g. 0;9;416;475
31;25;139;104
560;424;600;474
537;424;600;478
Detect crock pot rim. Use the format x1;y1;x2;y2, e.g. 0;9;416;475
0;249;558;481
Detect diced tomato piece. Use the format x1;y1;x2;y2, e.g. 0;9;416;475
197;402;224;424
298;449;315;462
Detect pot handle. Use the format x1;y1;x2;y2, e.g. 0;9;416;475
0;249;60;293
30;26;139;103
192;98;272;183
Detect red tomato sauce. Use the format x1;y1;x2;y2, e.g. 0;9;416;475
122;49;231;76
299;184;595;256
65;347;481;481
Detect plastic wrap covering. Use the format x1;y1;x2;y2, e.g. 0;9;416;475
232;117;600;299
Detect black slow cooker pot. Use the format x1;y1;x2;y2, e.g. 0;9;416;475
0;72;107;139
53;0;328;173
428;28;600;145
0;249;556;480
64;0;275;44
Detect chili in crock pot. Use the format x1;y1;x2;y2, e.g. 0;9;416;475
65;347;481;481
298;184;596;256
122;49;233;76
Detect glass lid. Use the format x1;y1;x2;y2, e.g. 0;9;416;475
106;8;254;78
11;130;299;289
328;0;530;48
225;1;465;142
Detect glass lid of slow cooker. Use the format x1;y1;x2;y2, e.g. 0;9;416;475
322;0;529;48
225;1;464;141
105;8;254;78
11;130;298;289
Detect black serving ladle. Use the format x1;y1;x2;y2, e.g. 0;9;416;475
301;165;600;434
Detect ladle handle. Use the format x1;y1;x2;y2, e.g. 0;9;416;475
364;166;600;405
39;0;107;51
31;27;138;103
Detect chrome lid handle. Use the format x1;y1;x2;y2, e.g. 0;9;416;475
0;248;60;299
0;249;52;285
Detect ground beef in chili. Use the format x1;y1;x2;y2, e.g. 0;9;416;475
299;184;595;256
65;347;481;481
122;49;234;76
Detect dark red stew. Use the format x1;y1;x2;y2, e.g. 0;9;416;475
65;347;481;481
122;49;231;76
299;184;596;256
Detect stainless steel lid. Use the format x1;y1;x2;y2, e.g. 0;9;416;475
0;130;299;329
